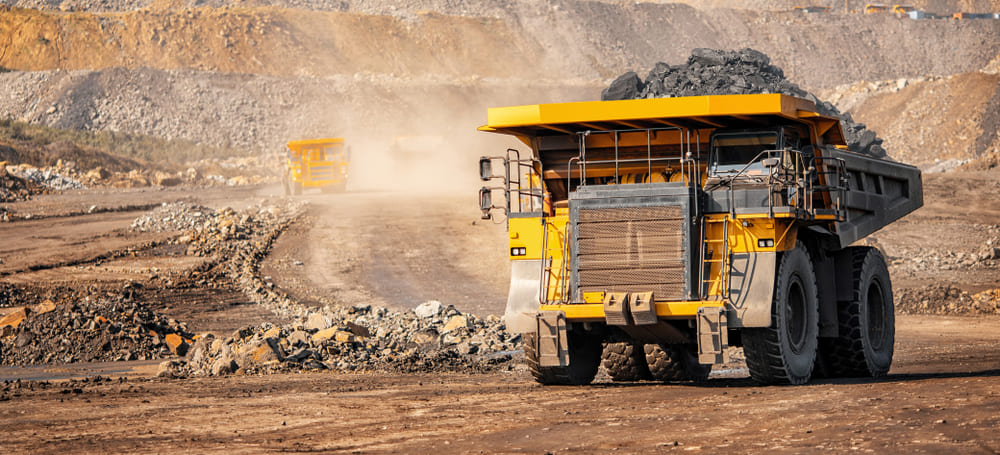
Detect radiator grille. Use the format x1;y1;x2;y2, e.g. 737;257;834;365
576;206;685;300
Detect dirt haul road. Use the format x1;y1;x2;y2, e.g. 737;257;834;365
1;314;999;453
1;175;1000;452
260;191;511;316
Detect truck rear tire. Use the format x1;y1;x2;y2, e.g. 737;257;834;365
817;247;894;378
743;242;819;385
602;341;652;381
644;343;711;382
523;329;602;385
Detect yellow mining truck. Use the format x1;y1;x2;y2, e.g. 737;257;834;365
283;138;349;195
478;94;922;385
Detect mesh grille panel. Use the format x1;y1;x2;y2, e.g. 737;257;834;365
576;206;686;300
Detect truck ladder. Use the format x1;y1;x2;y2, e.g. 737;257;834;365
701;217;732;301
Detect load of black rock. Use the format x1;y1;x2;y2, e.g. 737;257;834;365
602;48;887;158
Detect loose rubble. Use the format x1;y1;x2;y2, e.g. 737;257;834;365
0;165;47;203
167;300;518;378
130;201;222;233
896;285;1000;315
602;48;888;158
0;291;193;365
6;165;85;190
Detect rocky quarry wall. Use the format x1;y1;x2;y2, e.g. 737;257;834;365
0;1;998;157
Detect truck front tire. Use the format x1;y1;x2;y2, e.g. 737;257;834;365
743;242;819;385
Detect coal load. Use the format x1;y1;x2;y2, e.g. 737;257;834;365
602;48;887;158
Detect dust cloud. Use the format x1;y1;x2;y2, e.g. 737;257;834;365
287;81;596;196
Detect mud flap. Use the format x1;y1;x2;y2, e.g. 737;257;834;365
603;292;629;326
697;306;729;364
503;259;547;333
536;311;568;368
726;252;777;328
629;291;657;325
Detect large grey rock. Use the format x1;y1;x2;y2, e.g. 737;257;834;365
413;301;443;318
305;313;331;331
601;72;643;101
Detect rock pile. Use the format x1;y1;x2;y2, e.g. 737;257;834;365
7;165;86;190
896;285;1000;315
602;48;888;158
0;291;194;365
162;300;518;378
0;165;47;203
130;201;223;233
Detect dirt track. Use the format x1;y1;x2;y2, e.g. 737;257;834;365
2;175;1000;452
260;191;510;316
2;314;999;453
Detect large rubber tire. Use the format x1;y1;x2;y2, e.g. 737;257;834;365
523;329;602;385
743;241;819;385
292;180;303;196
644;343;711;382
602;341;652;382
818;247;894;378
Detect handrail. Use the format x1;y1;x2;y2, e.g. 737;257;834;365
573;127;688;189
539;218;550;306
560;222;573;304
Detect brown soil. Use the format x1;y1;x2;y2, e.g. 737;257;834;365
1;314;998;453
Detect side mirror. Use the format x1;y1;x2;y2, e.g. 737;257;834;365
762;157;780;168
479;187;493;219
479;157;492;181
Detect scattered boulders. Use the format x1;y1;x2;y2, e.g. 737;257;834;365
170;301;517;377
0;293;195;365
2;193;518;377
602;48;888;158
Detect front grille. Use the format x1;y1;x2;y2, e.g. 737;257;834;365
575;206;686;300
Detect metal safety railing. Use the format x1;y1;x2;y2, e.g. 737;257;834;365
709;148;848;221
568;127;703;192
478;148;543;221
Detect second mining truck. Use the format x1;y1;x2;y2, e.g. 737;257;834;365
478;94;922;385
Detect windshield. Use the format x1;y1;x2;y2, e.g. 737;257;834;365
710;132;778;176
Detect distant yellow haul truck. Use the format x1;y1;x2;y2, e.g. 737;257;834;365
284;138;349;195
478;94;922;385
864;3;888;13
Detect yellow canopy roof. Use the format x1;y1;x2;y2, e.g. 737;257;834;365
479;94;846;146
287;137;345;151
